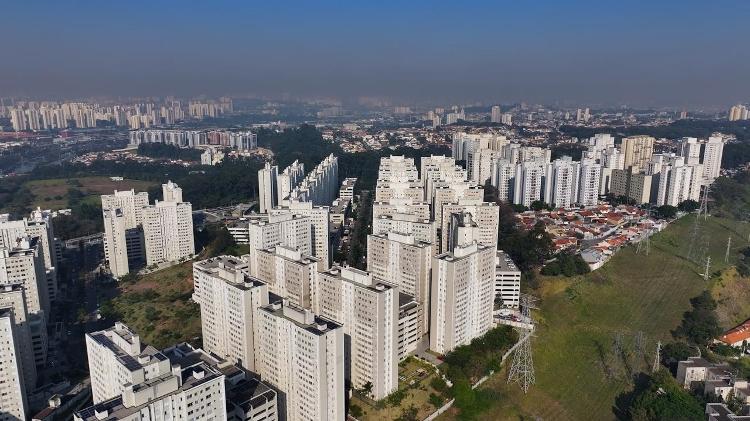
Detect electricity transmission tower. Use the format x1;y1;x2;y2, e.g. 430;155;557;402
508;294;537;394
634;331;645;360
703;256;712;281
725;236;732;263
688;185;711;264
652;341;661;373
636;209;651;255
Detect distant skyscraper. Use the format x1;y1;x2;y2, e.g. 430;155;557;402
491;105;502;123
258;162;279;213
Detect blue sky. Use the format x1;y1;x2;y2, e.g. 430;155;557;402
1;0;748;108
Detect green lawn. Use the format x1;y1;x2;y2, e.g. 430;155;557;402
24;176;155;210
439;215;750;420
105;261;201;349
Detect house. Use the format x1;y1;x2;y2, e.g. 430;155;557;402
676;357;732;390
719;319;750;348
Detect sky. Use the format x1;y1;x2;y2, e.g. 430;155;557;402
1;0;749;108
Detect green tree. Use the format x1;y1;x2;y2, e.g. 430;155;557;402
628;370;704;421
673;291;721;346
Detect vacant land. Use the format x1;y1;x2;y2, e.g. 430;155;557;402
439;215;750;421
24;176;155;210
105;261;201;349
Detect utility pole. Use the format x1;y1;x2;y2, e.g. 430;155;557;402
652;341;661;373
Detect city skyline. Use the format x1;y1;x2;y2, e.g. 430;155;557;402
1;1;749;108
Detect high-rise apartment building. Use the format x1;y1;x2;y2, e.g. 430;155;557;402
287;154;339;206
277;160;306;204
192;256;269;371
142;184;194;266
256;301;345;421
0;285;36;396
246;213;312;277
491;158;515;202
578;159;602;206
258;162;279;213
367;232;432;334
269;201;331;270
513;160;546;207
101;189;150;277
544;157;580;208
256;245;319;309
100;189;149;229
495;251;521;308
80;327;227;421
0;236;49;368
610;168;653;204
439;201;499;253
491;105;502;123
316;266;399;400
85;322;172;404
622;135;655;170
0;307;28;420
371;214;437;246
430;242;495;354
702;136;725;183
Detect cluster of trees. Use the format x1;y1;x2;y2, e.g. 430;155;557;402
626;370;705;420
136;143;202;162
53;188;105;240
540;252;590;277
672;291;722;346
711;173;750;220
441;326;518;419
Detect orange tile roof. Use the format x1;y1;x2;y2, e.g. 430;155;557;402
720;319;750;345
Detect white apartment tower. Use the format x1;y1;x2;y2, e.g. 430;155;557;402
544;157;580;208
192;256;269;371
0;307;28;421
258;162;279;213
0;237;49;368
269;201;331;270
85;322;171;404
0;285;36;395
316;266;399;400
578;159;602;207
256;301;345;421
142;195;195;266
702;136;725;183
367;232;432;334
246;213;312;277
513;160;545;207
622;135;655;170
430;242;495;354
491;158;515;202
255;245;319;309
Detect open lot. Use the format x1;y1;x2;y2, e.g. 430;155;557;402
24;176;155;210
104;261;201;349
439;215;750;420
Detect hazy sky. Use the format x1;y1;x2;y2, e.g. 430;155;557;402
2;1;749;108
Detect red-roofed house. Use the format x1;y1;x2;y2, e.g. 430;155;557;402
718;319;750;348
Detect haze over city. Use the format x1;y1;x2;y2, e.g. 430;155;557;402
2;2;750;421
2;0;749;108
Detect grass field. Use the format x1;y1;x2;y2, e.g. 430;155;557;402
24;176;155;210
105;261;201;349
438;215;750;421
